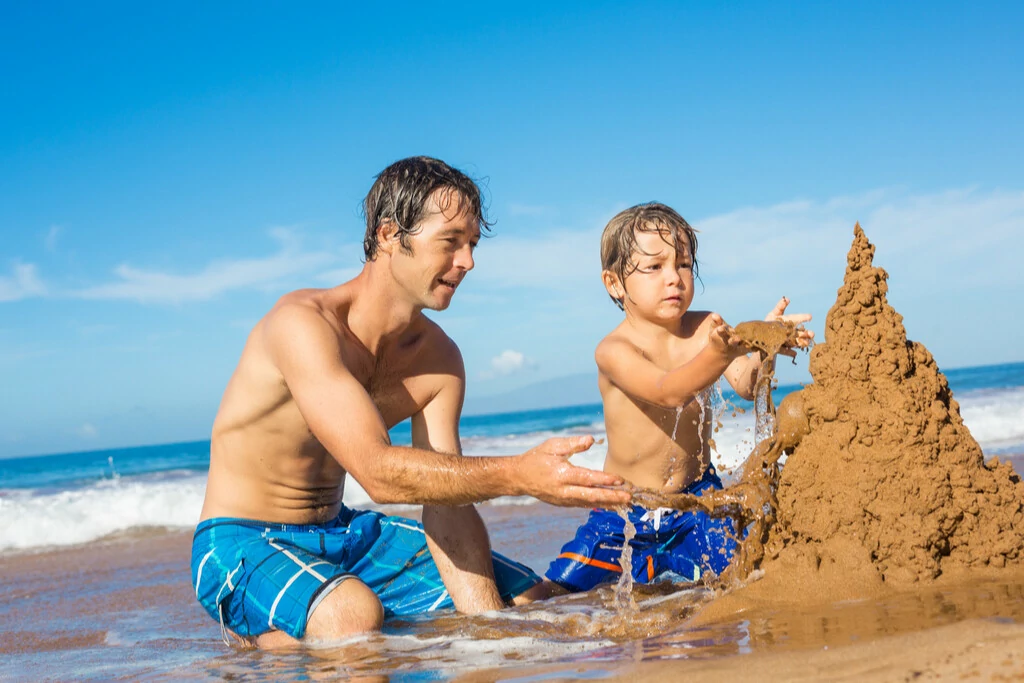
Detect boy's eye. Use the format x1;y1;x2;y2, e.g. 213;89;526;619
679;262;692;270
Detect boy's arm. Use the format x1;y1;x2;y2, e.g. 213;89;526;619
596;313;748;408
723;297;815;400
412;342;505;614
266;304;631;508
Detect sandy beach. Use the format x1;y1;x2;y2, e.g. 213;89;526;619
4;484;1024;682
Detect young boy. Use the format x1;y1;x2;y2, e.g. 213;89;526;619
545;202;813;591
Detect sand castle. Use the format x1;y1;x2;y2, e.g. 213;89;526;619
759;224;1024;588
637;224;1024;595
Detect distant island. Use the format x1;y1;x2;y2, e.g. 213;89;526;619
464;373;600;416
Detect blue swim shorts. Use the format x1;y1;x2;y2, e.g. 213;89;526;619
191;505;541;640
545;467;738;593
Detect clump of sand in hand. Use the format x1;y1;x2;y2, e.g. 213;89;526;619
761;224;1024;591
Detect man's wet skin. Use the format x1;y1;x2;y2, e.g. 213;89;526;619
196;182;631;648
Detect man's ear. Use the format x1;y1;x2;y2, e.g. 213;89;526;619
602;270;624;303
377;219;399;256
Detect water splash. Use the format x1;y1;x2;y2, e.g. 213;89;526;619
614;509;638;612
107;456;121;482
670;405;684;441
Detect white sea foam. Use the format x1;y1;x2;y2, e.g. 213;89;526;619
0;475;207;552
957;387;1024;451
2;387;1021;552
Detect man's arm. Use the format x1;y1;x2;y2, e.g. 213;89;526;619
265;304;630;508
410;343;505;613
596;313;748;409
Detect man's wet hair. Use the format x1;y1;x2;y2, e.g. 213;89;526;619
600;202;700;310
362;156;492;260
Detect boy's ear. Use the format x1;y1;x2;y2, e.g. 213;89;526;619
602;270;624;303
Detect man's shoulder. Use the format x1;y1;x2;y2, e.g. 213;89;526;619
258;292;349;371
264;294;333;337
414;315;464;373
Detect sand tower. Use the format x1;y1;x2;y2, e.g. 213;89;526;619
763;225;1024;585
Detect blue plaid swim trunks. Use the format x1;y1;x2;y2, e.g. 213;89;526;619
191;505;541;639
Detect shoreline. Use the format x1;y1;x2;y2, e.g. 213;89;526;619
3;471;1023;680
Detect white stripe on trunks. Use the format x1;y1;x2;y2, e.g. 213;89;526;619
388;520;425;534
428;589;450;612
195;548;215;597
268;567;309;628
267;541;330;582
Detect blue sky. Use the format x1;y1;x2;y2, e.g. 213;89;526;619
2;1;1022;458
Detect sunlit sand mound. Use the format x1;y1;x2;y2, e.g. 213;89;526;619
761;224;1024;589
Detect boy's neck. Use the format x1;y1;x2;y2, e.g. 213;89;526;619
625;310;687;341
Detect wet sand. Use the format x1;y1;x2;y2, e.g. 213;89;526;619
3;478;1024;681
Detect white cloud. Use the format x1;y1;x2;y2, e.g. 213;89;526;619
490;349;529;376
472;228;605;291
471;186;1024;302
0;263;47;302
74;229;336;304
76;423;98;438
694;186;1024;302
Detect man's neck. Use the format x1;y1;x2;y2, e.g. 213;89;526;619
336;264;422;356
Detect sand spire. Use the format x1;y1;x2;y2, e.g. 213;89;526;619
764;224;1024;584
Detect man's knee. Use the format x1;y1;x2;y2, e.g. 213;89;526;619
304;577;385;642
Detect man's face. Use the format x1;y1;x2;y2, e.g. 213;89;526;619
388;189;480;311
619;228;695;321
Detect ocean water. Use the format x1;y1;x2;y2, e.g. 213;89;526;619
1;362;1023;554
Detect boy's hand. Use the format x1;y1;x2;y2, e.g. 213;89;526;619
516;436;631;509
708;313;751;360
764;297;815;358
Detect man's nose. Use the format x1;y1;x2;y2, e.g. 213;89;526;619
454;244;475;271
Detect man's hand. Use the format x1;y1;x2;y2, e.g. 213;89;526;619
515;436;631;508
764;297;814;358
708;313;751;361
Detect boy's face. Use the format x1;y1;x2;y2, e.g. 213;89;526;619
612;228;695;321
385;189;480;311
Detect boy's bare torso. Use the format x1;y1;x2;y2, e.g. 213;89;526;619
599;310;717;492
200;288;455;525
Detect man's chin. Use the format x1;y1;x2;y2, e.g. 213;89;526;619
425;294;454;311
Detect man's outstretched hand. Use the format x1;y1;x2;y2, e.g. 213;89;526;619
515;436;631;509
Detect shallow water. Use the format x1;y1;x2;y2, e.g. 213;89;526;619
4;464;1024;683
147;574;1024;682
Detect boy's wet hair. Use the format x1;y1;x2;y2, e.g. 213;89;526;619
600;202;700;310
363;156;493;261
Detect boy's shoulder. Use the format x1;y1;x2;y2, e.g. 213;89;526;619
595;324;633;356
681;310;717;335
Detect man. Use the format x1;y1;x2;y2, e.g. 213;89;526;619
191;156;630;648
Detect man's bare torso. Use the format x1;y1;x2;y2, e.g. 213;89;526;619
600;311;716;492
200;287;455;525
